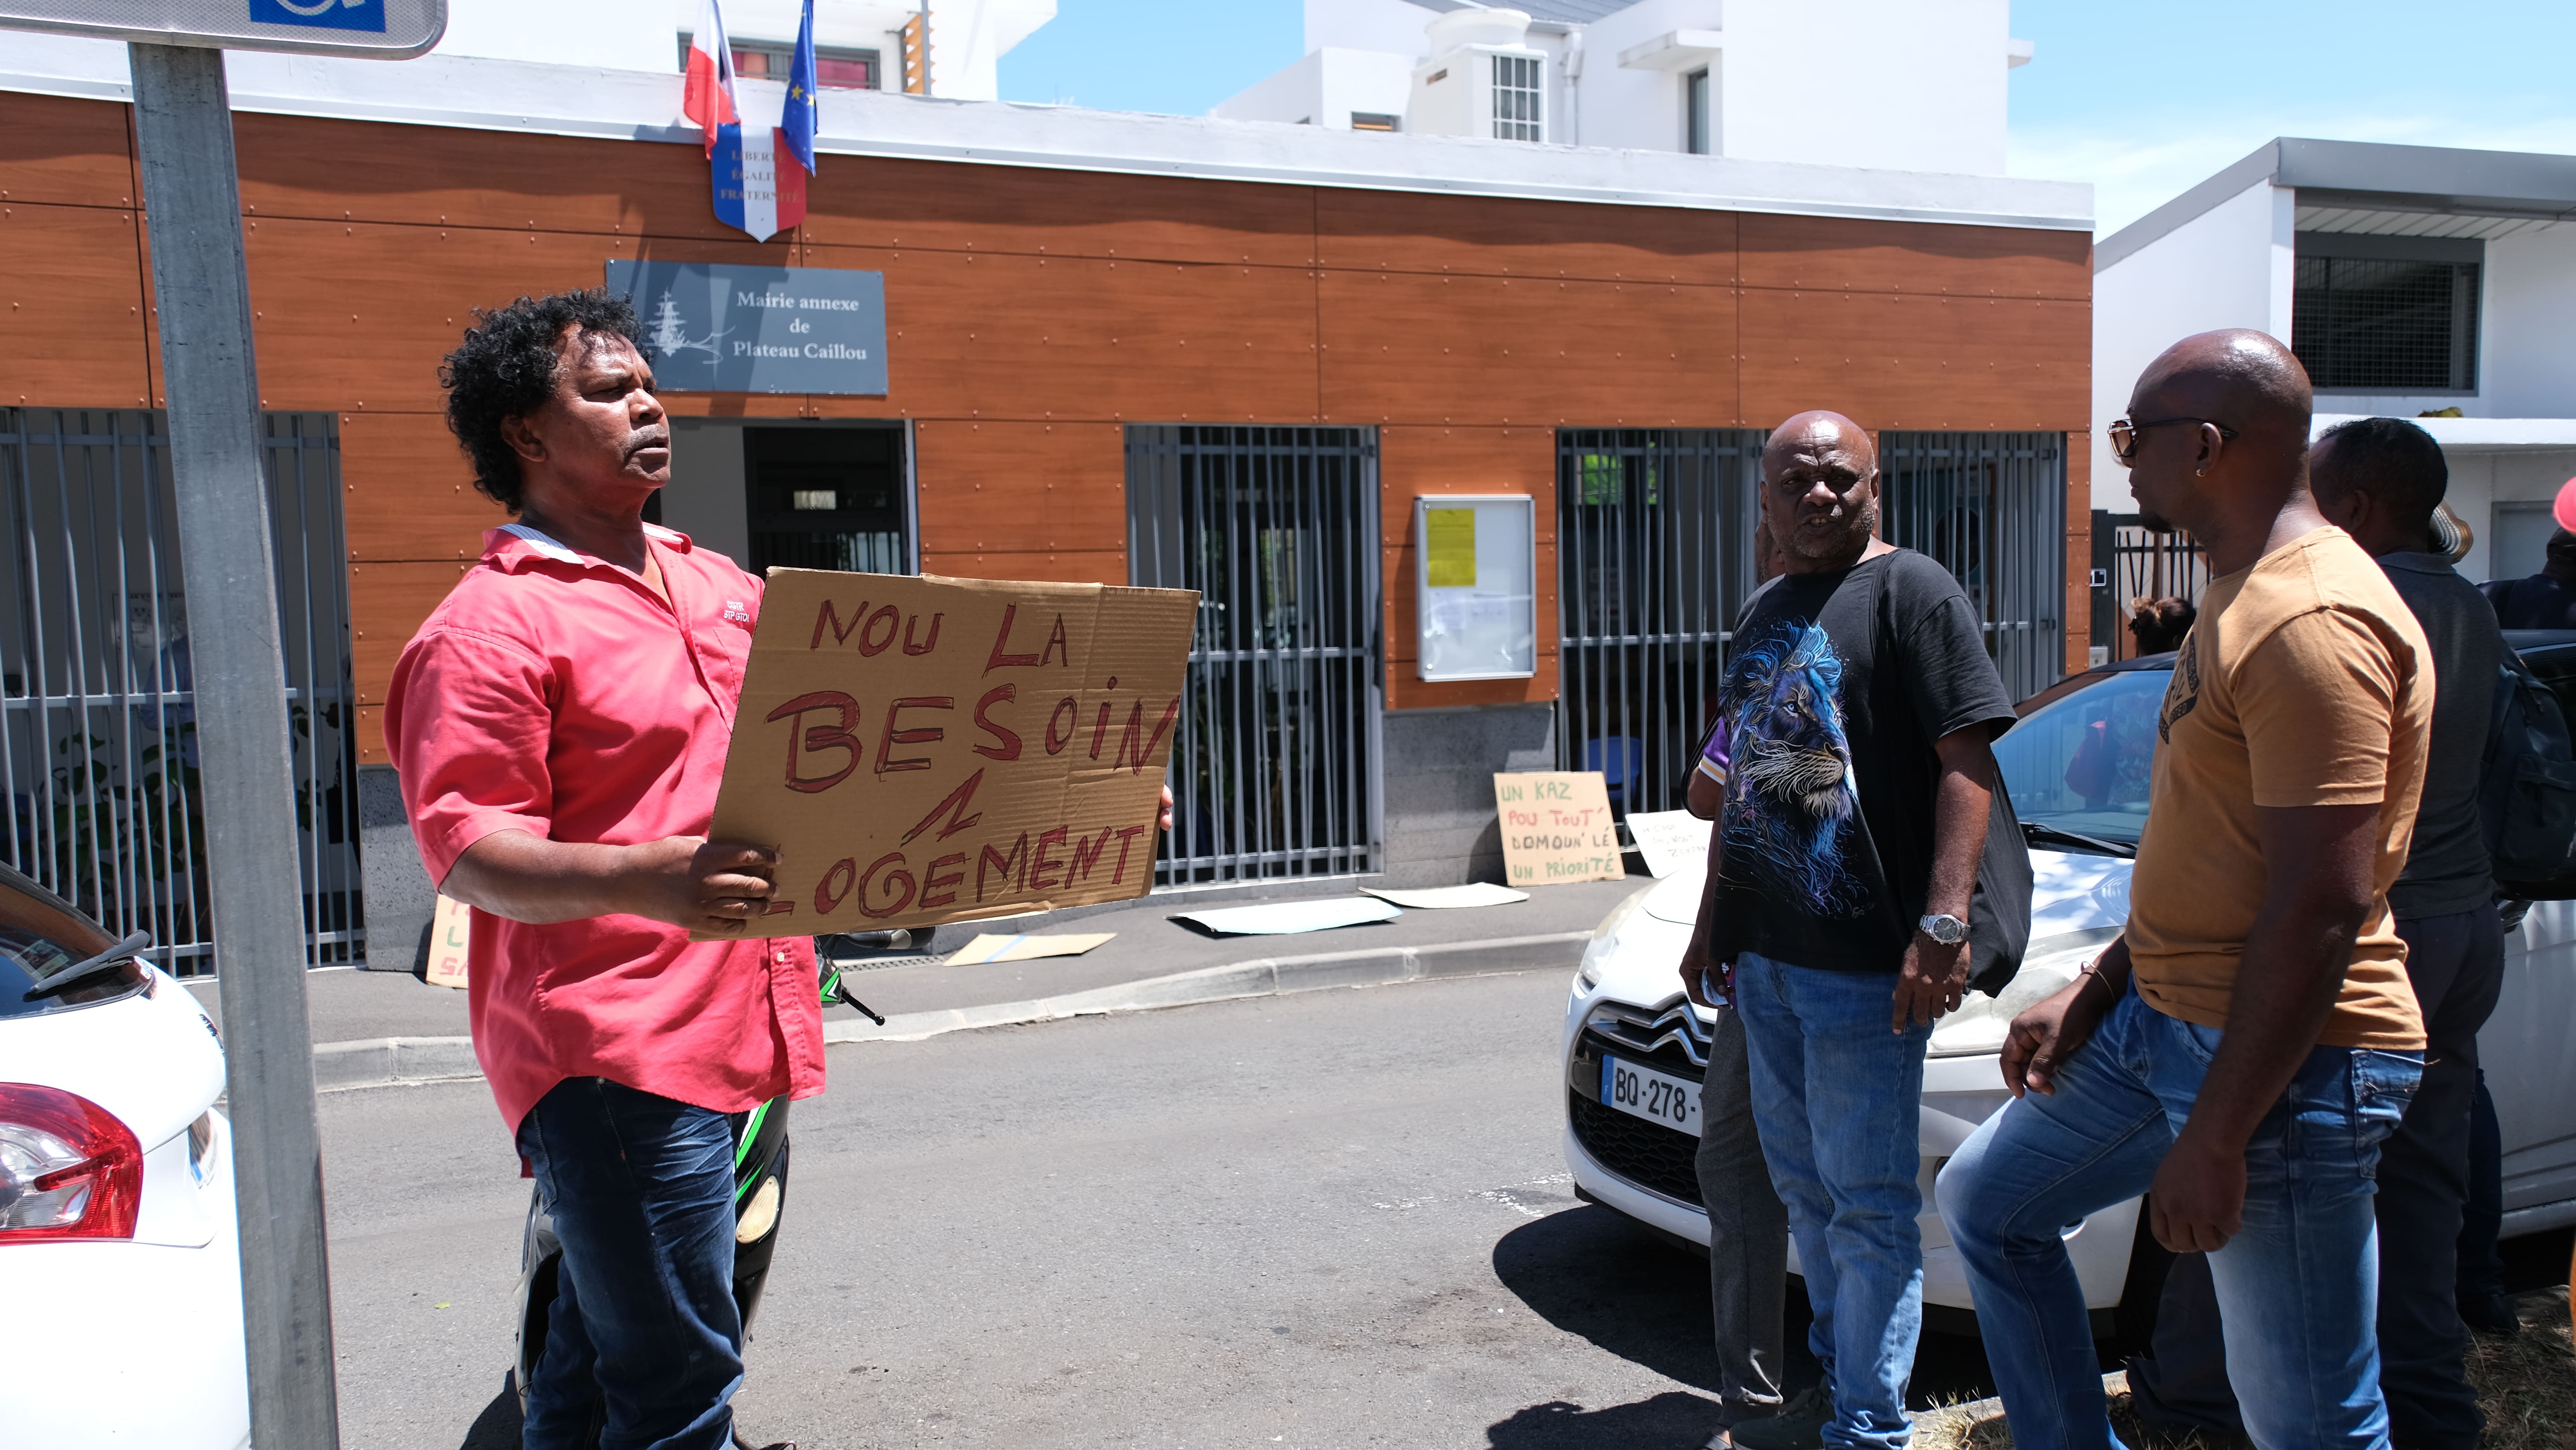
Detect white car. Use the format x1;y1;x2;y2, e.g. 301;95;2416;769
0;864;248;1449
1564;649;2576;1329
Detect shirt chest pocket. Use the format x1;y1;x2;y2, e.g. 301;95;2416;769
697;615;753;704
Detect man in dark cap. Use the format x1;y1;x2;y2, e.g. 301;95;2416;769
1938;332;2430;1450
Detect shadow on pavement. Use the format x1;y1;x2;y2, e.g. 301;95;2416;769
1491;1204;1733;1394
1492;1203;2005;1412
455;1383;518;1449
1486;1391;1726;1449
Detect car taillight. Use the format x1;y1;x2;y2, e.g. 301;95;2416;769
0;1083;142;1242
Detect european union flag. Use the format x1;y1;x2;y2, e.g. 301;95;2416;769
781;0;819;175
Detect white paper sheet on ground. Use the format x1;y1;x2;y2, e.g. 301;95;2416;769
1173;898;1403;936
1626;808;1714;879
945;932;1118;966
1358;883;1530;909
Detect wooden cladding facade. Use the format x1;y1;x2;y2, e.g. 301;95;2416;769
0;90;2092;762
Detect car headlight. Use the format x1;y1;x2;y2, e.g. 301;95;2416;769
1575;881;1660;993
1925;943;2102;1058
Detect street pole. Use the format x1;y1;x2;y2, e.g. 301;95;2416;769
126;42;341;1450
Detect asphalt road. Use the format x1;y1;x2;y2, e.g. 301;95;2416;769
321;967;2003;1450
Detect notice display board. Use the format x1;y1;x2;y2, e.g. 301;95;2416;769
0;0;447;55
605;260;889;396
702;572;1198;937
424;894;471;989
1414;495;1536;681
1494;772;1624;886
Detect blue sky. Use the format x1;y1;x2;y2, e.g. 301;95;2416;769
1000;1;2576;235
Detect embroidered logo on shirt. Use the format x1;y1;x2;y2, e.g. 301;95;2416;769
723;599;753;625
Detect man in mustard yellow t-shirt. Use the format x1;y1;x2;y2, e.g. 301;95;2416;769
1937;331;2430;1450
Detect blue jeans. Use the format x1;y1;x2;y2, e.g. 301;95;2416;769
515;1078;745;1450
1935;983;2421;1450
1732;951;1932;1450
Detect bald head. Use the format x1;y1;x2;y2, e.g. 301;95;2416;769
2119;329;2326;566
1762;410;1881;571
1766;410;1878;475
2134;329;2313;452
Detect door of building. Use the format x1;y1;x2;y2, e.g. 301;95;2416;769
1126;426;1383;887
1880;431;2068;699
743;422;914;574
0;409;363;976
1554;428;1765;822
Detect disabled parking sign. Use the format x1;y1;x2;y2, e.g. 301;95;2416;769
0;0;443;57
249;0;386;32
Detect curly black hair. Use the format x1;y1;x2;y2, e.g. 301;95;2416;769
437;288;647;513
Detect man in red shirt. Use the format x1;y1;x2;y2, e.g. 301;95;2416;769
389;289;822;1450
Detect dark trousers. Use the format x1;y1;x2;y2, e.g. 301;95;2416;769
1695;1005;1790;1426
515;1077;746;1450
2129;904;2505;1450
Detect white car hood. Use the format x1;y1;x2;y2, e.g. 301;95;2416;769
1602;848;2132;1007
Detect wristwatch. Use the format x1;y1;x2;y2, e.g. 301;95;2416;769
1917;912;1970;946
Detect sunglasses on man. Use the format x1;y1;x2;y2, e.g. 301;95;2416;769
2107;416;2239;462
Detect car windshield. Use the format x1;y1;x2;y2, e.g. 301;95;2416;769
1994;667;2174;854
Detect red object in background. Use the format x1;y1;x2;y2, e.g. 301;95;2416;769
2553;476;2576;535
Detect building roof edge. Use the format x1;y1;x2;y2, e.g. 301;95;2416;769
0;46;2091;232
2095;141;2282;272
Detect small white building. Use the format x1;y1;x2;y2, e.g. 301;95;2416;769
1216;0;2031;176
2094;138;2576;585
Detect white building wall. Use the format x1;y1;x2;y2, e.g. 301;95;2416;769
1211;47;1417;130
1271;0;2016;173
2472;225;2576;420
436;0;676;72
1714;0;2010;174
2091;180;2294;511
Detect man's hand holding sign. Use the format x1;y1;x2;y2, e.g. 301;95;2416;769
701;571;1198;936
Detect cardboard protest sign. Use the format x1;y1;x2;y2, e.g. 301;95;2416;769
1494;772;1625;886
424;894;472;989
701;571;1198;938
1625;808;1714;879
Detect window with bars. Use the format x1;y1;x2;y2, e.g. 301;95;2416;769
1492;53;1544;141
2292;233;2481;393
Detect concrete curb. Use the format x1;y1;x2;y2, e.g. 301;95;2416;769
310;930;1592;1092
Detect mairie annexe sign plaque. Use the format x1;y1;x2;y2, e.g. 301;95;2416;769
699;572;1200;938
606;259;889;396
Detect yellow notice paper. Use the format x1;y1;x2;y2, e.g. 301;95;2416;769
424;894;471;989
1493;772;1626;886
945;932;1117;966
1426;507;1477;588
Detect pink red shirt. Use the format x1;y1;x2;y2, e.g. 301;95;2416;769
386;523;824;1132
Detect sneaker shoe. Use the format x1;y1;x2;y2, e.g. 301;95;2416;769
2459;1289;2521;1337
1728;1387;1833;1450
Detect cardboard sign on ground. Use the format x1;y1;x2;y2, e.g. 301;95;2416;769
945;932;1117;966
701;571;1199;938
424;894;472;989
1494;772;1625;886
1625;808;1714;879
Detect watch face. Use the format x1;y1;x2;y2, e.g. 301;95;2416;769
1923;915;1967;944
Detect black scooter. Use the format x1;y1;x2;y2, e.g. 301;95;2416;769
511;936;901;1443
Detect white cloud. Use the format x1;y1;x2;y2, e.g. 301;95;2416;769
2010;111;2576;237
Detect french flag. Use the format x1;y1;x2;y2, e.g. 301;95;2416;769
692;0;808;242
683;0;739;158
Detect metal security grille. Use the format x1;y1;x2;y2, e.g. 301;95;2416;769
1127;426;1382;887
1492;53;1544;140
2293;255;2481;393
2090;513;2210;663
1555;429;1764;820
0;410;363;976
1880;431;2067;700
